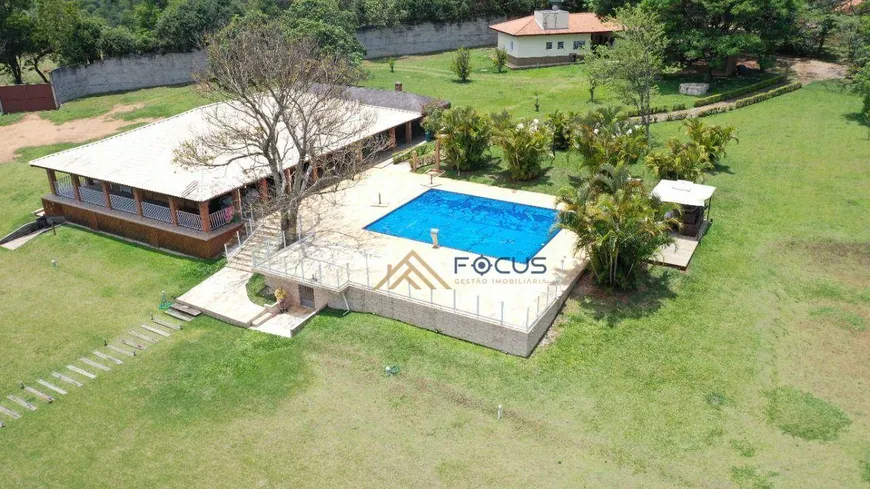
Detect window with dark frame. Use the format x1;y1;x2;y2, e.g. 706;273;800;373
546;41;553;50
557;41;564;50
573;40;586;50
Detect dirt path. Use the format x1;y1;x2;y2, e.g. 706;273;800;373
777;56;847;84
0;104;159;163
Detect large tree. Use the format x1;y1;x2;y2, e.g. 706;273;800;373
643;0;800;81
595;5;673;139
0;0;36;84
174;21;387;244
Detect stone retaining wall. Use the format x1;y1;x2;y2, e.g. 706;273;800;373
358;17;504;59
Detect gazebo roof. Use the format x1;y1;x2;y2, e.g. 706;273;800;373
651;179;716;207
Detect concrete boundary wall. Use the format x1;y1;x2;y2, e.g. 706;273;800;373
358;17;505;59
50;18;504;104
51;51;207;104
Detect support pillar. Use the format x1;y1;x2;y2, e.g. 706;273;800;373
388;127;397;148
168;196;179;226
70;175;82;201
405;121;413;144
232;188;242;214
259;178;269;203
46;169;58;195
101;181;112;209
133;188;144;216
199;201;211;233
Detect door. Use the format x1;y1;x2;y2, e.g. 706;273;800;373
299;285;315;309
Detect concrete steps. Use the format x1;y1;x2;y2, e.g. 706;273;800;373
227;214;283;273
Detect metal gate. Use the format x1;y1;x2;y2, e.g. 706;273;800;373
0;84;57;114
299;285;315;308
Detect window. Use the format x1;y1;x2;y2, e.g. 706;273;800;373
509;41;514;52
557;41;564;50
573;40;586;50
546;41;553;50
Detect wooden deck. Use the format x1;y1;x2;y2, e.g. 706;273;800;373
651;221;710;270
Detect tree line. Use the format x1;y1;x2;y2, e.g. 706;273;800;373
2;0;869;85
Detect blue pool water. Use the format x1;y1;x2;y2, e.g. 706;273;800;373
365;189;558;262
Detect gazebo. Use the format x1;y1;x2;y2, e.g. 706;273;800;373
651;179;716;238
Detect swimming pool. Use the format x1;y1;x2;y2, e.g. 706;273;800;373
364;189;559;262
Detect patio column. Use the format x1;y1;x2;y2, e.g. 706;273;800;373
46;169;58;195
168;196;179;226
70;174;82;201
388;127;397;148
405;121;413;144
199;201;212;233
259;178;269;203
232;188;242;213
133;188;144;216
101;181;112;209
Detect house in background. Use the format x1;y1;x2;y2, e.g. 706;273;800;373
490;1;619;69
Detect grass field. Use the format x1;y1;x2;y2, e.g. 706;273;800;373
363;48;777;117
0;61;867;488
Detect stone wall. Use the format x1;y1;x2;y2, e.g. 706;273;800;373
358;17;505;59
50;18;504;104
50;50;207;104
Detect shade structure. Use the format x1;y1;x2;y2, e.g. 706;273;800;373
651;179;716;207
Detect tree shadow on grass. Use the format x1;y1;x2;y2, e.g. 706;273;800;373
571;269;678;328
436;158;555;190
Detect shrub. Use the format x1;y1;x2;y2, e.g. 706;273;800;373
387;56;395;72
451;46;472;82
697;106;730;117
493;117;552;181
734;82;802;108
693;74;787;107
491;47;508;73
645;139;712;181
684;118;737;164
574;107;648;174
392;142;435;164
545;110;576;150
437;106;491;171
671;103;687;111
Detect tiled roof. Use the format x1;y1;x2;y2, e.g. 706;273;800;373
490;12;619;37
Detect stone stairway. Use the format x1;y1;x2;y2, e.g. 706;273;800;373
227;213;283;273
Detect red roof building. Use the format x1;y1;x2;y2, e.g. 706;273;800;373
490;9;620;69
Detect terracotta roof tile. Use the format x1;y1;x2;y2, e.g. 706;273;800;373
490;12;619;36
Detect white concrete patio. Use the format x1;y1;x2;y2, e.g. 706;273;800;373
252;163;587;338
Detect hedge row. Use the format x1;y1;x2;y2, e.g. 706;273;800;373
734;82;803;108
692;74;787;108
624;103;687;117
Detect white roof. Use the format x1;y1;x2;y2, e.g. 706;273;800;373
651;179;716;207
30;101;419;202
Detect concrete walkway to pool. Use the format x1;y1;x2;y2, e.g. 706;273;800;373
178;267;316;338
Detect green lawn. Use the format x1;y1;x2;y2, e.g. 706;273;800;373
39;84;206;124
362;48;777;117
0;70;867;488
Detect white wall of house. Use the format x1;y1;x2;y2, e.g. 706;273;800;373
498;32;593;59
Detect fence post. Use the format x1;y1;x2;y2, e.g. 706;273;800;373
453;289;456;309
284;257;288;275
346;263;351;283
407;281;411;298
236;230;241;246
336;268;340;287
224;243;229;257
430;288;433;304
319;263;323;281
500;302;504;324
526;308;529;329
365;254;370;287
301;260;305;279
536;295;540;316
476;295;480;315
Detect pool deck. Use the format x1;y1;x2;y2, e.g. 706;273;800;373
251;162;587;353
651;221;710;270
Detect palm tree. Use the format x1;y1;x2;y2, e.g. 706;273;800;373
556;164;676;288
